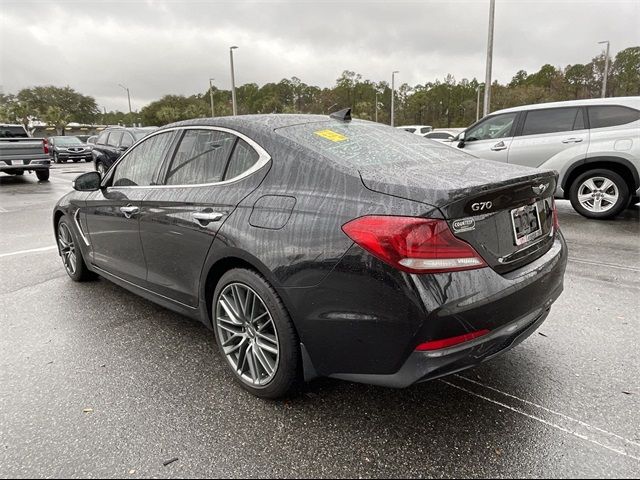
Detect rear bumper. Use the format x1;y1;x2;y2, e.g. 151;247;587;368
330;301;554;388
287;232;567;384
0;159;50;171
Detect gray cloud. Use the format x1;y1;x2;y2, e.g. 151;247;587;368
1;0;638;112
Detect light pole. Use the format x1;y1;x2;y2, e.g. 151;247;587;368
483;0;495;117
599;40;610;98
118;84;132;116
375;91;379;123
391;71;399;127
476;85;483;121
209;78;216;117
230;46;238;116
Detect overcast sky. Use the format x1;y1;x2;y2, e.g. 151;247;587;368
1;0;638;112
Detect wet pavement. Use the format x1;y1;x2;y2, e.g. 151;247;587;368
1;164;639;478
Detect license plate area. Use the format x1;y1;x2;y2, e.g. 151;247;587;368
511;203;542;246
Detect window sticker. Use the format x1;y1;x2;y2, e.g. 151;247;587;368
314;129;348;142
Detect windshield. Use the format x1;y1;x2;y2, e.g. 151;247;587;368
0;126;28;138
133;129;157;140
54;136;84;146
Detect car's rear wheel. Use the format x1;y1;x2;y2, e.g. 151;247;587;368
57;217;93;281
36;170;50;181
53;153;60;164
569;169;629;219
213;269;300;399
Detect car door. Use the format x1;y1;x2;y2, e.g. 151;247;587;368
139;127;271;307
507;107;589;168
83;130;177;285
457;112;519;162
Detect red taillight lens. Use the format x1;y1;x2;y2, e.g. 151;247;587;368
341;216;487;274
552;200;560;232
43;139;49;155
415;329;491;351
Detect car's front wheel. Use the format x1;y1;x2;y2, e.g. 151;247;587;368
212;269;300;399
56;216;93;281
569;169;629;219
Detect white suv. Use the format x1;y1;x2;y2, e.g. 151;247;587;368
455;97;640;219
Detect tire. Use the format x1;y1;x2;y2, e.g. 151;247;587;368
56;216;94;282
53;153;60;164
569;169;629;219
212;268;300;399
36;170;50;181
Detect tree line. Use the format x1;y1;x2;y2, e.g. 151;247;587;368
1;46;638;132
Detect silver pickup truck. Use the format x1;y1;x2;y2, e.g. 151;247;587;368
0;124;51;181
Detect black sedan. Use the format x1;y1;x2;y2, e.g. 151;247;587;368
52;111;567;398
47;136;93;163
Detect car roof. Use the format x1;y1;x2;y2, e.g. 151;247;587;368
492;96;640;115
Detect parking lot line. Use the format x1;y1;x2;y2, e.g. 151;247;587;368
0;245;57;258
442;378;640;462
569;257;640;273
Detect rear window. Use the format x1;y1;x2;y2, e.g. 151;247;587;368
277;122;469;169
425;132;453;139
107;131;122;147
521;107;581;136
0;126;28;138
588;106;640;129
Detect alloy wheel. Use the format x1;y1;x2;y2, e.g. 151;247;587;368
577;176;619;213
57;222;77;276
215;283;280;387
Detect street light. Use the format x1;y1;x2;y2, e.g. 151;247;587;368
230;46;239;116
483;0;496;117
209;78;216;117
476;85;483;121
118;84;132;116
375;90;379;123
598;40;610;98
391;71;399;127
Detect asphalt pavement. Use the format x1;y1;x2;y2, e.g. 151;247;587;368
1;163;639;478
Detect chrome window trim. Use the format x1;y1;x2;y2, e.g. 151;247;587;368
104;125;271;190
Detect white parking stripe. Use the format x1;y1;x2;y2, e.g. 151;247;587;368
441;377;640;462
0;245;58;258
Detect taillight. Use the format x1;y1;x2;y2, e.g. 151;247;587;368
43;139;49;155
552;199;560;232
341;216;487;274
415;329;490;351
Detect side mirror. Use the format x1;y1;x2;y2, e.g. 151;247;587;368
457;131;466;148
73;171;101;191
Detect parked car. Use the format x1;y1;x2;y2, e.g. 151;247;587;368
48;136;93;163
74;134;92;143
0;123;50;181
397;125;433;135
92;126;158;174
423;128;465;143
454;97;640;219
53;111;567;398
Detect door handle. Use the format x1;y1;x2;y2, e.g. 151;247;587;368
491;141;508;151
562;137;584;143
120;205;139;219
193;211;224;225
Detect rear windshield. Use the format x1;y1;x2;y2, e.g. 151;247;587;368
0;126;28;138
276;121;470;168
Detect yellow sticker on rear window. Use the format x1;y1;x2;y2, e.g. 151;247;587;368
314;129;348;142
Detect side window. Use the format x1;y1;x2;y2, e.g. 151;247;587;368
466;113;518;142
224;139;260;180
420;127;432;134
120;133;134;148
426;132;452;139
107;131;122;147
112;132;174;187
403;128;416;133
97;131;109;145
521;108;579;136
588;106;640;129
